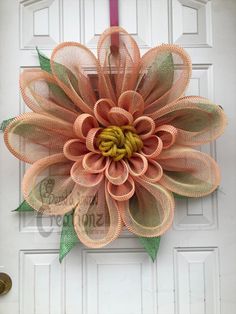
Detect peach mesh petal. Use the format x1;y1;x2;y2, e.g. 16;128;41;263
94;98;115;126
107;176;135;201
156;96;227;146
158;145;221;197
63;139;88;161
118;91;144;119
109;107;133;126
50;42;100;114
141;160;163;183
20;69;79;123
105;159;129;185
22;154;80;215
133;116;155;140
97;27;140;101
73;114;99;141
126;153;148;177
137;44;191;119
155;124;177;149
71;159;104;187
4;113;75;164
86;128;102;153
119;177;174;237
141;135;163;159
73;181;122;248
82;152;108;173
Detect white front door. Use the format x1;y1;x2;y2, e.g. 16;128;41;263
0;1;236;313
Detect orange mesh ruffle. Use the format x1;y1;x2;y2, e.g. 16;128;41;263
51;42;100;114
20;69;79;123
156;96;227;146
138;44;192;118
22;153;79;215
97;27;140;102
74;180;122;248
4;113;75;163
119;177;174;237
158;145;221;197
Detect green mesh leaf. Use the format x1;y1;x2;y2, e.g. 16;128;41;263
14;200;34;212
59;212;79;263
36;47;52;73
139;236;161;262
0;118;15;132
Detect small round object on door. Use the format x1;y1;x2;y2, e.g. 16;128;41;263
0;273;12;295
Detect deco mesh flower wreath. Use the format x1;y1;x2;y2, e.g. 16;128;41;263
2;27;227;261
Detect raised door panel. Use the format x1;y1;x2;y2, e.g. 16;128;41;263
84;249;157;314
174;248;220;314
170;0;212;47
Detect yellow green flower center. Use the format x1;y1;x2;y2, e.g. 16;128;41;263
98;125;143;161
